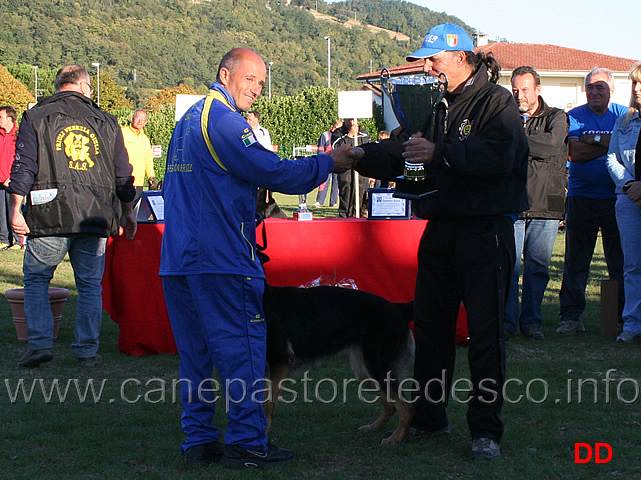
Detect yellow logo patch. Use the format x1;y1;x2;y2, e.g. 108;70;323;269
55;125;100;171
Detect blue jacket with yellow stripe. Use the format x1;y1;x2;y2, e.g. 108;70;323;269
159;82;333;278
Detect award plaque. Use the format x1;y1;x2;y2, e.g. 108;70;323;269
367;188;410;220
380;69;447;200
136;191;164;223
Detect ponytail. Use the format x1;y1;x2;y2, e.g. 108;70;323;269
465;51;501;84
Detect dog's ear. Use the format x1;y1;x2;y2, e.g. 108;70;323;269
257;250;270;265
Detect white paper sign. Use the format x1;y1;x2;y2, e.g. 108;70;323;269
338;91;373;119
175;94;206;122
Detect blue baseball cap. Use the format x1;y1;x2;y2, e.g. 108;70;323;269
406;23;474;62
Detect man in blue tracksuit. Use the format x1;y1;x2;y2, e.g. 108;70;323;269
159;48;360;468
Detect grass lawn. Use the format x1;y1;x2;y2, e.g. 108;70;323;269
1;192;640;479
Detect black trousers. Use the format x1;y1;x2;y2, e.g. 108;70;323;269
338;169;369;218
411;215;515;442
559;196;624;323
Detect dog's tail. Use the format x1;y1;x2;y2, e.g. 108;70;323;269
398;301;414;325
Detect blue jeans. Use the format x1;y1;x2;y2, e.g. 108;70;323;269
23;235;107;357
505;219;559;332
315;173;339;206
615;194;641;335
559;196;624;323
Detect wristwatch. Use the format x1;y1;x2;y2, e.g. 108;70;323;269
594;134;601;144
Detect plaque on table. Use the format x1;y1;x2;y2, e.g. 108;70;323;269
136;191;164;223
367;188;410;220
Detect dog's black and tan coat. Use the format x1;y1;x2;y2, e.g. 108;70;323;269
263;284;415;444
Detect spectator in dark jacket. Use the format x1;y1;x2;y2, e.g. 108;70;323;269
8;65;137;369
334;118;370;217
504;66;568;340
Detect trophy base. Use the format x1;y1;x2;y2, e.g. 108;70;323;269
392;176;438;200
293;210;313;221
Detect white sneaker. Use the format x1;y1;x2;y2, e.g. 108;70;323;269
471;437;500;460
312;202;322;208
616;331;641;343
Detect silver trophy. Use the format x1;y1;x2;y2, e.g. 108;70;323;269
380;69;447;199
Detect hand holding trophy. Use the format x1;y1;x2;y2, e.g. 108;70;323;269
380;69;447;199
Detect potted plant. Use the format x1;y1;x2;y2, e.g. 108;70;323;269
5;288;70;342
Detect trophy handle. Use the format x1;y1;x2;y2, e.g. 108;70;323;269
380;68;413;133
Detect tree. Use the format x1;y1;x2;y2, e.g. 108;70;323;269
91;71;133;112
6;64;56;99
0;64;34;114
144;84;199;112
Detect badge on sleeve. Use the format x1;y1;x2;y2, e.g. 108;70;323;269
459;119;473;141
242;131;258;147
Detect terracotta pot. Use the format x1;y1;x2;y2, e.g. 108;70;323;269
5;288;70;342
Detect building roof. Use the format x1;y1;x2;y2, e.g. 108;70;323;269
358;43;639;82
475;42;638;72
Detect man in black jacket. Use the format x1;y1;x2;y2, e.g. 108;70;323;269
505;66;568;340
355;23;528;459
334;118;370;217
8;64;137;368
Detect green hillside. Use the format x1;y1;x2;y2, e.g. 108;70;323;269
0;0;469;104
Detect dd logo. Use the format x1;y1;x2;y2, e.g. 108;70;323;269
574;443;612;463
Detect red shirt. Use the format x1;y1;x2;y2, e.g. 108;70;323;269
0;122;18;183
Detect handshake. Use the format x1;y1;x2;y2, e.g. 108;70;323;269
328;145;364;173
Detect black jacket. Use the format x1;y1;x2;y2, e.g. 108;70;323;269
519;96;568;220
357;64;529;219
10;91;134;237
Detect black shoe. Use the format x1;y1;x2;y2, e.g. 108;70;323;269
18;349;53;368
221;442;295;468
78;354;102;367
184;441;225;465
521;327;545;340
381;425;450;443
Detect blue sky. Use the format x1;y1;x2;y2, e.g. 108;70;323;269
327;0;638;61
409;0;638;60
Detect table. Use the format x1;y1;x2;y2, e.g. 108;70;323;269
102;218;467;356
102;223;174;355
258;218;427;302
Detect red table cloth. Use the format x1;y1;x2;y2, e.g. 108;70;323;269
102;218;468;355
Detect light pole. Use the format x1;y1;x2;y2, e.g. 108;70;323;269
33;66;38;102
268;61;274;100
323;36;331;88
91;62;100;107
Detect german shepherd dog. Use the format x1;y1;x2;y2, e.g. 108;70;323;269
262;283;415;444
256;188;288;219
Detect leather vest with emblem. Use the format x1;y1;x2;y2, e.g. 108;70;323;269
23;92;120;237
